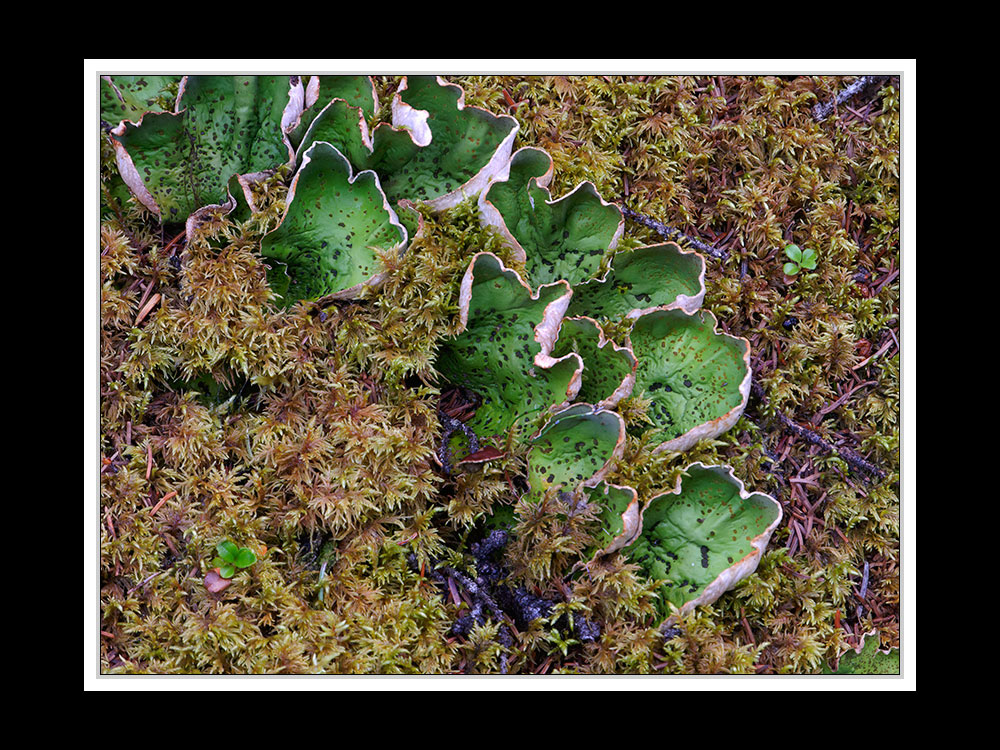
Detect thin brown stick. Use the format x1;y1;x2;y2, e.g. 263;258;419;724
149;490;177;515
162;230;186;257
134;293;162;326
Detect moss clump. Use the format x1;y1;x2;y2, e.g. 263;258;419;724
100;74;899;674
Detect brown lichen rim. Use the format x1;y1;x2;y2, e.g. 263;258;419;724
651;462;783;628
626;242;706;318
840;628;898;659
175;75;303;167
292;77;412;170
263;141;408;303
182;170;273;245
183;191;237;245
304;74;379;115
395;198;427;243
294;97;371;165
392;76;519;213
450;252;585;436
101;75;174;130
629;308;752;455
109;118;163;217
570;241;707;319
590;482;645;558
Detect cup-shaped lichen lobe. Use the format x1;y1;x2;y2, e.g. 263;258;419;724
588;482;643;556
526;405;625;497
551;317;636;408
435;254;578;441
112;75;301;222
630;308;750;449
567;243;706;321
260;143;406;305
480;146;624;288
384;77;518;208
628;464;781;616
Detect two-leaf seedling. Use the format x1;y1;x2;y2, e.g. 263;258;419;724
783;244;818;276
211;540;257;579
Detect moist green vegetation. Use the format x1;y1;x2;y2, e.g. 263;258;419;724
260;142;407;306
100;75;900;674
112;76;295;220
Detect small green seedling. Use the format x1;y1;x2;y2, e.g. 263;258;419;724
783;244;818;276
211;540;257;579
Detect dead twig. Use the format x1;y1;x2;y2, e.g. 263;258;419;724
813;75;891;121
749;379;885;480
621;206;727;259
162;230;186;257
855;559;870;620
126;571;165;595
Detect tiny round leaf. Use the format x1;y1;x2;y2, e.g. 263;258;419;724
234;548;257;568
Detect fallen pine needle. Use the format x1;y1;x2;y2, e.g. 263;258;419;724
134;293;162;325
149;491;177;515
162;230;185;256
145;443;153;480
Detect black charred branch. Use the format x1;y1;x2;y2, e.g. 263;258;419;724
437;411;479;475
411;528;600;673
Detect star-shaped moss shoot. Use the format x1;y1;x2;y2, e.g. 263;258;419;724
566;243;706;321
110;75;303;223
525;405;625;501
100;75;181;127
436;252;583;445
259;141;406;307
627;463;781;624
551;316;636;408
297;76;518;214
629;309;751;453
478;147;624;287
